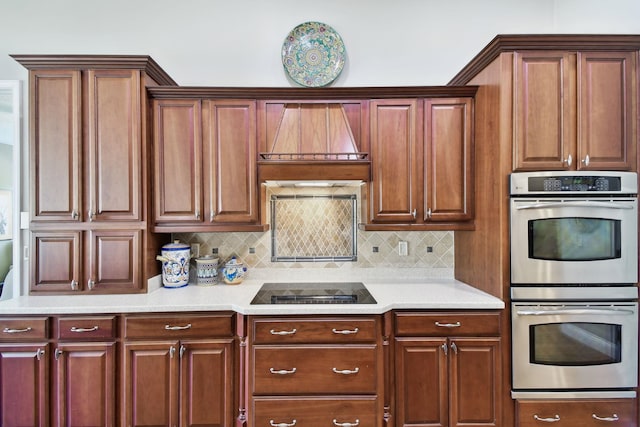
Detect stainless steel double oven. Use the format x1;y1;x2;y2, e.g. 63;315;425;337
509;171;639;398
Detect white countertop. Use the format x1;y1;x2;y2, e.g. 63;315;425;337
0;274;504;315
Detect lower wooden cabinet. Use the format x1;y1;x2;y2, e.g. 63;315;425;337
516;399;637;427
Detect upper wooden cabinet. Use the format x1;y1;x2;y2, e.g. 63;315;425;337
366;97;474;229
513;50;637;171
152;98;264;232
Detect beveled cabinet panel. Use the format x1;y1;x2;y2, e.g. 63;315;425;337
87;229;141;292
30;70;82;222
31;230;82;293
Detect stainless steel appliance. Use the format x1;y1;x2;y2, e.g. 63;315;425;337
509;171;639;398
510;171;638;285
250;282;377;305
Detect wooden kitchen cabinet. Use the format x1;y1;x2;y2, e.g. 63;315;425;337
367;97;474;229
516;399;637;427
0;317;50;427
13;55;175;295
153;98;263;231
393;311;501;427
121;313;236;427
248;316;385;427
513;50;637;171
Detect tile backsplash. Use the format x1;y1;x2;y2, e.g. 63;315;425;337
175;186;454;272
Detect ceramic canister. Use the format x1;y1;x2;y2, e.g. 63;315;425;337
156;240;191;288
195;255;218;285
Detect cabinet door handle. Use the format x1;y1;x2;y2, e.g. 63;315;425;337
564;154;573;167
270;367;296;375
333;419;360;427
36;348;45;361
270;420;296;427
435;321;461;328
592;414;619;422
441;342;448;356
180;344;186;358
88;209;95;221
165;323;192;331
533;414;560;423
424;208;430;219
55;348;63;360
450;341;458;354
332;367;359;375
70;280;78;291
582;154;590;167
332;327;359;335
3;327;32;334
71;210;79;220
169;346;176;358
87;279;95;290
70;326;99;333
270;328;297;336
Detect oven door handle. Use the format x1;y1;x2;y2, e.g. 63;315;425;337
514;201;635;210
516;308;636;316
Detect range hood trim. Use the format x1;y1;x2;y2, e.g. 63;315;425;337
257;159;371;182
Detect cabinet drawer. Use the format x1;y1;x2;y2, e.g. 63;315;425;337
253;345;378;395
394;311;500;336
55;315;116;340
253;397;378;427
123;313;234;339
516;399;637;427
0;317;48;341
252;317;379;344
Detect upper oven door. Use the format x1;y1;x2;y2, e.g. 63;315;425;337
510;198;638;285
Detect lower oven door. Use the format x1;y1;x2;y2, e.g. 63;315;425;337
512;302;638;390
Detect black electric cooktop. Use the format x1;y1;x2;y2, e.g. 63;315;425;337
250;282;377;305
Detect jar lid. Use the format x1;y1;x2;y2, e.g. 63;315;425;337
162;240;190;250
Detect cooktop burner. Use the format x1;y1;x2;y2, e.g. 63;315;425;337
250;282;377;305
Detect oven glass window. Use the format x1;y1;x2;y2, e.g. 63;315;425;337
529;218;621;261
530;322;622;366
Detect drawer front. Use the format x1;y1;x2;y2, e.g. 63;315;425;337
253;397;378;427
517;399;637;427
56;316;116;340
253;345;378;395
394;311;500;336
252;317;379;344
0;317;48;341
123;313;234;339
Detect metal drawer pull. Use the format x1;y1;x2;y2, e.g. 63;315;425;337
435;321;461;328
70;326;99;333
165;323;192;331
592;414;619;422
533;414;560;423
270;328;297;336
270;420;296;427
332;367;360;375
333;419;359;427
3;327;32;334
332;327;359;335
270;367;297;375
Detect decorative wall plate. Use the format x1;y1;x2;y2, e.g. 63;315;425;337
282;21;346;87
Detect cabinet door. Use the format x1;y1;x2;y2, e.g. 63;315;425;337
86;228;142;292
153;99;203;223
86;69;142;221
52;342;116;427
203;100;259;224
513;51;574;171
370;99;420;222
577;51;636;170
449;338;501;427
122;341;180;427
424;98;473;221
395;337;448;427
31;230;82;293
30;69;82;222
180;339;235;427
0;344;49;427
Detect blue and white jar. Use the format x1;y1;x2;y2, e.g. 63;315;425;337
156;240;191;288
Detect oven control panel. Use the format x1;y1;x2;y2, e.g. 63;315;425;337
510;171;638;195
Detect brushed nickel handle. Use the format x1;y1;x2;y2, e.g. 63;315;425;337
3;327;32;334
210;212;215;222
71;210;79;220
165;323;192;331
169;346;176;358
55;348;63;360
270;328;297;336
70;280;78;291
87;279;95;290
564;154;573;167
582;154;590;166
592;414;619;422
70;326;99;333
270;367;296;375
195;210;201;220
332;367;359;375
450;341;458;354
36;348;45;361
533;414;560;423
441;342;448;356
332;327;359;335
435;321;461;328
270;420;296;427
333;419;359;427
88;209;95;221
180;344;186;358
412;209;418;219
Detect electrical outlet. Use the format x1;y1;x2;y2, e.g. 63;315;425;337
398;241;408;256
190;243;200;258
